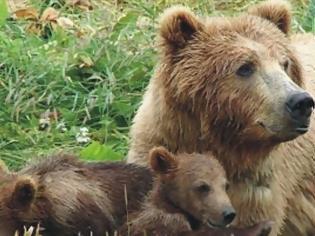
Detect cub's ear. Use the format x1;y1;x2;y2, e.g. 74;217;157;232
11;177;37;209
159;6;204;49
248;0;291;34
149;147;178;175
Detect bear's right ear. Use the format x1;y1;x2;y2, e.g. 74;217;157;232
10;177;37;209
149;147;178;175
248;0;291;35
159;6;204;50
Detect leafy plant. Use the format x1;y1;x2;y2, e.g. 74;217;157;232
80;141;122;161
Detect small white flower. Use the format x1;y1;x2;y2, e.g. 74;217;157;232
76;127;91;144
39;117;50;131
136;16;151;30
76;136;91;144
56;121;68;132
80;127;89;134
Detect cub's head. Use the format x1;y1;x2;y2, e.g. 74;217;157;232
157;1;314;145
0;163;38;235
149;147;235;228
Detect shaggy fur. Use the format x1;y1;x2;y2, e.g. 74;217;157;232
127;1;315;235
121;147;272;236
0;155;152;236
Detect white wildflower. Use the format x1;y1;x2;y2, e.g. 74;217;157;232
39;117;50;131
76;127;91;144
136;16;151;30
56;121;68;132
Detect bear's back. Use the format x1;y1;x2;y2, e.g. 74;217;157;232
20;155;153;235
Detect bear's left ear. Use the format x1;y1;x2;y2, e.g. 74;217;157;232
10;177;37;209
149;146;178;175
159;6;204;50
248;0;291;35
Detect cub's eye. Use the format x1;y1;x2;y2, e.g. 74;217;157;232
225;182;230;191
236;62;255;77
282;59;290;72
196;183;211;194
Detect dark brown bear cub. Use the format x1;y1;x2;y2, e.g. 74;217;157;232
0;155;152;236
120;147;273;236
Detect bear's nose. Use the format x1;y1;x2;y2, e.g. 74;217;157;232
286;92;314;123
222;207;236;225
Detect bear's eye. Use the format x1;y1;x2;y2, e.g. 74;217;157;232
196;183;211;194
282;59;290;72
236;62;255;78
225;182;230;191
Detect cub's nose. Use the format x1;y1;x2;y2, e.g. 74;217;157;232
222;207;236;225
286;92;314;122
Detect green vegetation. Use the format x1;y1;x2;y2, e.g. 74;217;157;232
0;0;313;169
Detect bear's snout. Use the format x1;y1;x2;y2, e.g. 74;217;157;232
222;207;236;226
285;92;314;132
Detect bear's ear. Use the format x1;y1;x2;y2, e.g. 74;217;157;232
149;147;178;175
159;6;204;49
248;0;291;34
11;177;37;209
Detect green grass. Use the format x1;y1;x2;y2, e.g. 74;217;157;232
0;0;314;170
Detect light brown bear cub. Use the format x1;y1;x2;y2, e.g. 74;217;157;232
0;155;153;236
121;147;273;236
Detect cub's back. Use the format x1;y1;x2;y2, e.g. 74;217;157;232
20;154;153;235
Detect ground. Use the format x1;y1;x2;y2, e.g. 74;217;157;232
0;0;314;170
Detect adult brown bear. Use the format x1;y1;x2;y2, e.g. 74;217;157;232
127;1;315;235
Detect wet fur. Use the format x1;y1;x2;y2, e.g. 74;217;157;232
0;154;153;236
127;1;315;235
121;148;272;236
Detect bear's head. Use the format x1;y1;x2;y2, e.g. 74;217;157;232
0;164;38;235
149;147;235;228
157;0;314;148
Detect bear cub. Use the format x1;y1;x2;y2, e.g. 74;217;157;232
120;147;273;236
0;155;152;236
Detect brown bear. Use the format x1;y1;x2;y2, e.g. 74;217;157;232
121;147;273;236
0;154;153;236
127;1;315;235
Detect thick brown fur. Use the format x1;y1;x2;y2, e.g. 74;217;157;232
121;147;272;236
0;154;153;236
248;0;291;34
127;1;315;235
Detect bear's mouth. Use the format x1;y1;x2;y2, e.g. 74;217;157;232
257;120;309;135
294;126;309;134
206;220;230;229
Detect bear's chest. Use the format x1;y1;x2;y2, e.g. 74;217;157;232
226;154;292;228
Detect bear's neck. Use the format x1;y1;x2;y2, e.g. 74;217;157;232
214;141;277;178
157;97;279;176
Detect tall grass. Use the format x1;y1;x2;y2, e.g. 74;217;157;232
0;0;313;169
